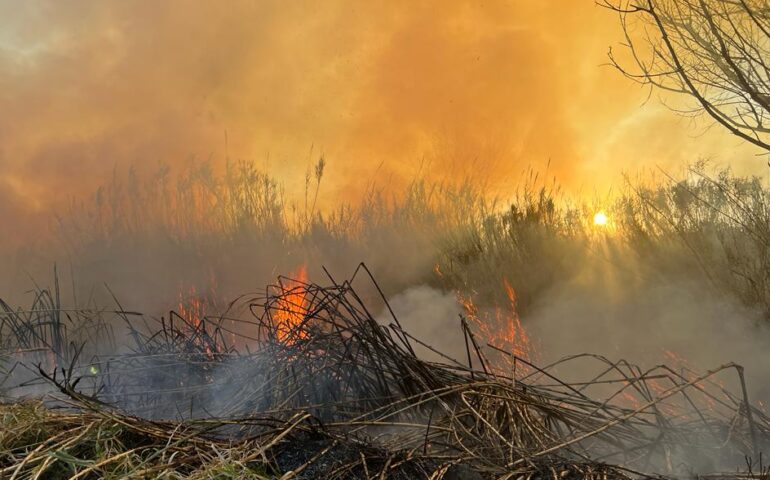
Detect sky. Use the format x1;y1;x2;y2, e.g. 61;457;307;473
0;0;765;248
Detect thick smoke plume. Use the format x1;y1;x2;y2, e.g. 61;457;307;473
0;0;764;254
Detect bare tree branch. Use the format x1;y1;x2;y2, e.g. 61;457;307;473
603;0;770;154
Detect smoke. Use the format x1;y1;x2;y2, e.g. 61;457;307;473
381;285;466;364
516;256;770;473
0;0;765;255
3;3;770;474
525;250;770;395
380;247;770;398
371;243;770;474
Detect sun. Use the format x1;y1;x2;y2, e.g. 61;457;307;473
593;211;608;226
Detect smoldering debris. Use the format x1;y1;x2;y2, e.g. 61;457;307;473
1;265;769;479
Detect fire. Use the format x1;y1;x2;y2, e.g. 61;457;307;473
176;276;224;354
433;263;444;278
662;349;722;412
176;284;213;357
603;349;727;416
503;280;534;357
274;265;309;343
178;284;206;328
459;277;536;373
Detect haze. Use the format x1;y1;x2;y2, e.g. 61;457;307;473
1;0;765;252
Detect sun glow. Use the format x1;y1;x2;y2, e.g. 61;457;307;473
593;211;608;226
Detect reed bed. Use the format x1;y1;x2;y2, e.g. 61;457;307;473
1;265;768;479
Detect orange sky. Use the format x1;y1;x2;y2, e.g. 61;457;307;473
0;0;764;242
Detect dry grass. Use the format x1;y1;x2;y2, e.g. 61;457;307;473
42;160;770;321
4;160;770;477
1;266;768;478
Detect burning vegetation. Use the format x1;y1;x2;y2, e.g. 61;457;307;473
6;2;770;477
4;155;770;478
2;263;770;479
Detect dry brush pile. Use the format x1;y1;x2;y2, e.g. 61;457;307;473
1;265;769;479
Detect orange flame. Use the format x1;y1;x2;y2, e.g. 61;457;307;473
662;349;723;413
178;284;206;328
274;265;309;343
459;277;536;374
176;283;216;356
433;263;444;278
500;278;534;360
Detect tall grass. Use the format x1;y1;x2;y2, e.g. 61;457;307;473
44;158;770;327
613;164;770;319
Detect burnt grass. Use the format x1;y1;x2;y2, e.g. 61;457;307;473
1;265;768;479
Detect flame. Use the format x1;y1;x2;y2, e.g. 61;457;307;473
177;284;211;357
274;265;309;343
501;278;534;360
459;277;536;374
433;263;444;278
662;349;723;412
176;277;222;355
599;349;727;417
178;284;206;328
